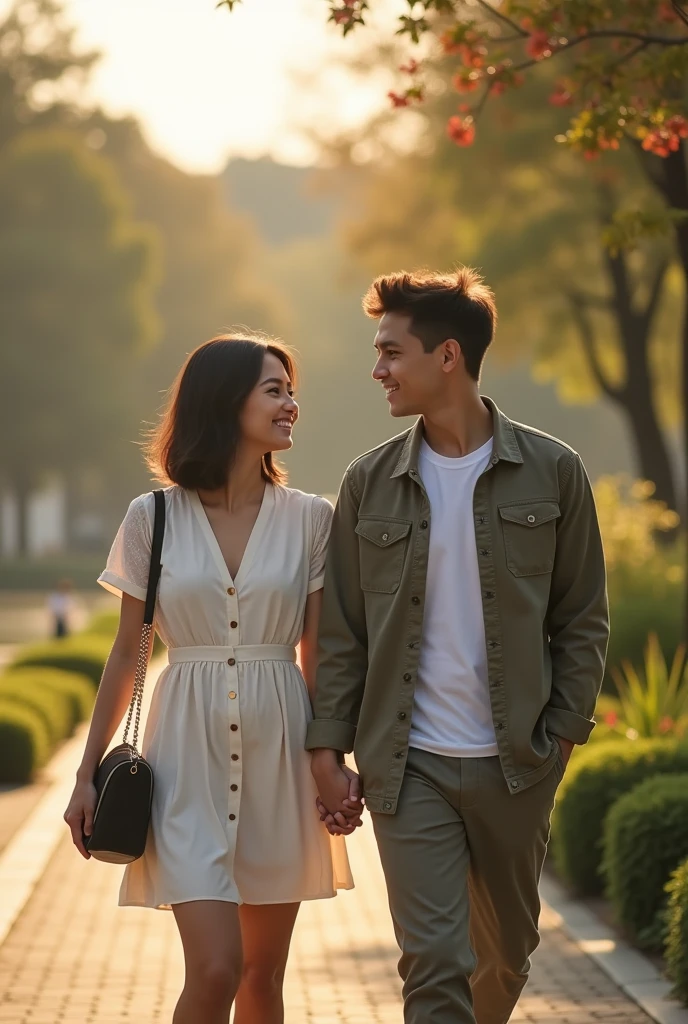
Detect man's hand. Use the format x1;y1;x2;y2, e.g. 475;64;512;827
311;750;364;835
555;735;575;769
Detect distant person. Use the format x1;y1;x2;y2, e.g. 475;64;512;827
309;268;609;1024
48;578;75;638
64;335;357;1024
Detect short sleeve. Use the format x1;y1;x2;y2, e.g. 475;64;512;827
308;495;334;595
98;493;154;601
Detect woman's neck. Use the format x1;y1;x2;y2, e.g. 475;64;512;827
197;447;266;513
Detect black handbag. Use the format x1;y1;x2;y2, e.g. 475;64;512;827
85;489;166;864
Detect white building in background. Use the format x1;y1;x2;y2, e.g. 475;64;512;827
1;480;67;557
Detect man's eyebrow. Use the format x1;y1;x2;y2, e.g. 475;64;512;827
374;340;401;351
260;376;291;387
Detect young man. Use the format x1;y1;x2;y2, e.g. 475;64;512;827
307;268;609;1024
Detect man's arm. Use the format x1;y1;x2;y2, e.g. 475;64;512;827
546;453;609;751
306;468;369;815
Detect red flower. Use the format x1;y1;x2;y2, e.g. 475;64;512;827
490;80;507;96
388;91;410;108
453;71;479;93
460;43;485;69
447;116;475;147
659;716;674;734
604;711;618;727
400;58;419;75
667;115;688;138
549;85;573;107
440;30;463;56
526;30;553;59
333;9;351;24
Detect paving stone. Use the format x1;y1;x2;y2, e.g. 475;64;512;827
0;818;654;1023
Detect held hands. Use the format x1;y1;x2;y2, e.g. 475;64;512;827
310;750;365;837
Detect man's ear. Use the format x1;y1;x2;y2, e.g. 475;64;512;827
441;338;462;371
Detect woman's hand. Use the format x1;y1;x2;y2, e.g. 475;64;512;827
63;777;97;859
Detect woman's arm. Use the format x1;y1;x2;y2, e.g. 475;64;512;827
64;593;147;857
299;589;323;703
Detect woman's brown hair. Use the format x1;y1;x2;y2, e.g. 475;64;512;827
145;334;297;490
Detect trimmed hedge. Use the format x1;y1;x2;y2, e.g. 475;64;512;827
0;676;72;744
666;858;688;1005
0;699;51;782
83;609;166;657
12;636;111;688
603;774;688;947
1;668;94;730
551;738;688;895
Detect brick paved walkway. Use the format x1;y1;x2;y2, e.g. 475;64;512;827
0;817;654;1024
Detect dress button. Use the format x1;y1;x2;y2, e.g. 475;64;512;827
230;784;238;791
228;691;237;699
412;596;420;605
397;712;406;720
403;673;412;682
230;621;238;629
231;754;239;761
228;658;236;666
229;813;236;820
230;724;238;732
227;587;236;596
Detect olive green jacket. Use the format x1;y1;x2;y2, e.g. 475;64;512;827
305;399;609;812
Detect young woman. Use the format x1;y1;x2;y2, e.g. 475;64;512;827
63;334;358;1024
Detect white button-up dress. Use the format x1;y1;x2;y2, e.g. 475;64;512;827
98;483;353;909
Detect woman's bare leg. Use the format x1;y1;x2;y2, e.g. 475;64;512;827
172;900;242;1024
233;903;300;1024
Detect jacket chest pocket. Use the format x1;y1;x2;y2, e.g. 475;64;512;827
498;501;560;577
355;517;412;594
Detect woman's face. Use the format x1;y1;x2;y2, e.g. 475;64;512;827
239;351;299;454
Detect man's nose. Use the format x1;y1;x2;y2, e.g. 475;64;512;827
372;359;388;380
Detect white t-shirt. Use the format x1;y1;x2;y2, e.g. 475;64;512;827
408;436;499;758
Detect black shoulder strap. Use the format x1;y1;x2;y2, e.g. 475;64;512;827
144;489;165;625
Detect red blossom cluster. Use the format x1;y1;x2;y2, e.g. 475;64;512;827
641;115;688;156
549;84;573;107
526;29;555;59
446;115;475;147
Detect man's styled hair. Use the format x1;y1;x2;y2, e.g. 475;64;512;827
362;267;497;380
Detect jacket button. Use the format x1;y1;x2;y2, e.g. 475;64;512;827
381;532;389;541
397;711;406;720
480;549;489;557
497;723;505;731
383;801;392;810
412;596;420;605
527;514;536;523
485;591;494;600
394;751;403;759
510;780;519;790
403;673;412;682
420;520;428;529
230;621;238;629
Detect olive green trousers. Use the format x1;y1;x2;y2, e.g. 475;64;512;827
371;746;564;1024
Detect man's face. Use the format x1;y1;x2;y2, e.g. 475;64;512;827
372;312;445;418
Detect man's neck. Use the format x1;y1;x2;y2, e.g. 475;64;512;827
421;391;493;459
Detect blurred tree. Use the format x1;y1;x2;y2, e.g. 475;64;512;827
0;131;159;552
0;0;96;149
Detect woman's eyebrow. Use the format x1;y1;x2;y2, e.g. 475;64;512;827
260;376;290;387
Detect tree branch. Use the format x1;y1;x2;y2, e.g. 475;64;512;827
472;0;528;38
672;2;688;29
504;28;688;79
566;291;624;401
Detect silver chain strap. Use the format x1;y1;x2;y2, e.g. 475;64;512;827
122;621;153;758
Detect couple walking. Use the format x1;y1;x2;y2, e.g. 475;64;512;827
64;267;609;1024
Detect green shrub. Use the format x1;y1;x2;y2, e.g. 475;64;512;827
1;668;93;730
83;609;165;656
603;774;688;947
666;857;688;1005
551;738;688;895
0;700;51;782
0;676;72;743
12;636;111;688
